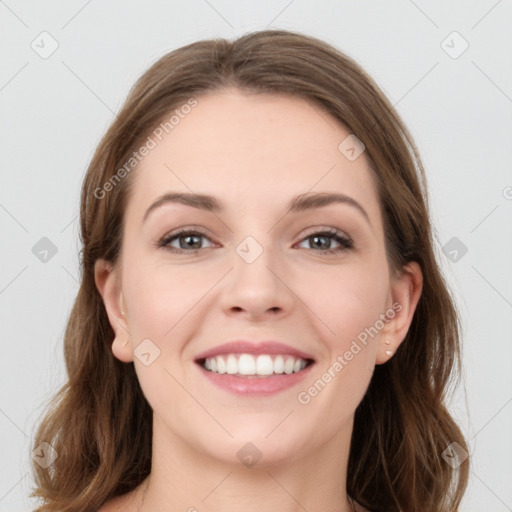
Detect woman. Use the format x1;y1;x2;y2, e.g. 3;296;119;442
31;29;469;511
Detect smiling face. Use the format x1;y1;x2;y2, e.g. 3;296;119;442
95;87;421;468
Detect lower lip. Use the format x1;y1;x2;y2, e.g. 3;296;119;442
196;362;315;396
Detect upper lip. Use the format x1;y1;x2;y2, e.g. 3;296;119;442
194;340;315;362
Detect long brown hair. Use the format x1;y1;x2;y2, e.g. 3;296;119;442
30;29;469;511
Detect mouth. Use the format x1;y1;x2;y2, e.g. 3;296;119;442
197;353;315;377
193;340;316;395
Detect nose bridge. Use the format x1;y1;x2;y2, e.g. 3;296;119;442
233;233;280;291
221;231;293;318
228;207;278;268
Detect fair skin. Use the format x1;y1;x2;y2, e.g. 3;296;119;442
95;88;422;512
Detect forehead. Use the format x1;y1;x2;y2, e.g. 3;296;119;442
127;88;381;222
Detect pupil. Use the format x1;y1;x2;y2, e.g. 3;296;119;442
182;235;201;249
312;235;329;249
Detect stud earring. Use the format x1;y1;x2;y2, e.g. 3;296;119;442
122;339;128;347
385;350;393;356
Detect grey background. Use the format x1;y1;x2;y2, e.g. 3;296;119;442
1;1;511;510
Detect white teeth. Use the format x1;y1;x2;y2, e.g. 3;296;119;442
217;356;227;374
284;357;295;374
202;353;310;376
274;355;284;374
226;354;237;374
256;355;273;375
238;354;256;375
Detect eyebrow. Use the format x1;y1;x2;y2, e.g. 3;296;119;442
142;191;371;225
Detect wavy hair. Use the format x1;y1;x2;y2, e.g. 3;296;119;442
30;29;469;511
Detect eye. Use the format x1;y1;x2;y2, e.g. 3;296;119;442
157;227;354;256
296;228;353;255
158;228;216;254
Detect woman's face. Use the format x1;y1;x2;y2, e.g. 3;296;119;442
96;87;421;467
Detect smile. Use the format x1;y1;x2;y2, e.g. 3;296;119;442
201;353;312;377
194;340;316;395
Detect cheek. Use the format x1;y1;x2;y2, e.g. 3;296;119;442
293;267;385;428
122;252;208;337
297;261;389;345
121;256;206;408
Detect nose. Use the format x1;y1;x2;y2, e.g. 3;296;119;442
219;237;295;323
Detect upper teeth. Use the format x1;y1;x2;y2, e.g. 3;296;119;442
203;354;308;376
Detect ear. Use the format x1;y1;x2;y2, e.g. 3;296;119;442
375;261;423;365
94;259;133;363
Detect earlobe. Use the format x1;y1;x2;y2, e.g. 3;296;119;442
376;261;423;365
94;259;133;363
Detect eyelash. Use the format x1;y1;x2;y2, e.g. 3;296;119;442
157;227;354;256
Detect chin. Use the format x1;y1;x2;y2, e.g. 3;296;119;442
192;424;310;469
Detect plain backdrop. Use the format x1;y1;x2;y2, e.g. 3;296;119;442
1;1;511;511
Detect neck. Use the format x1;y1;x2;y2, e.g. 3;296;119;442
140;414;356;512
